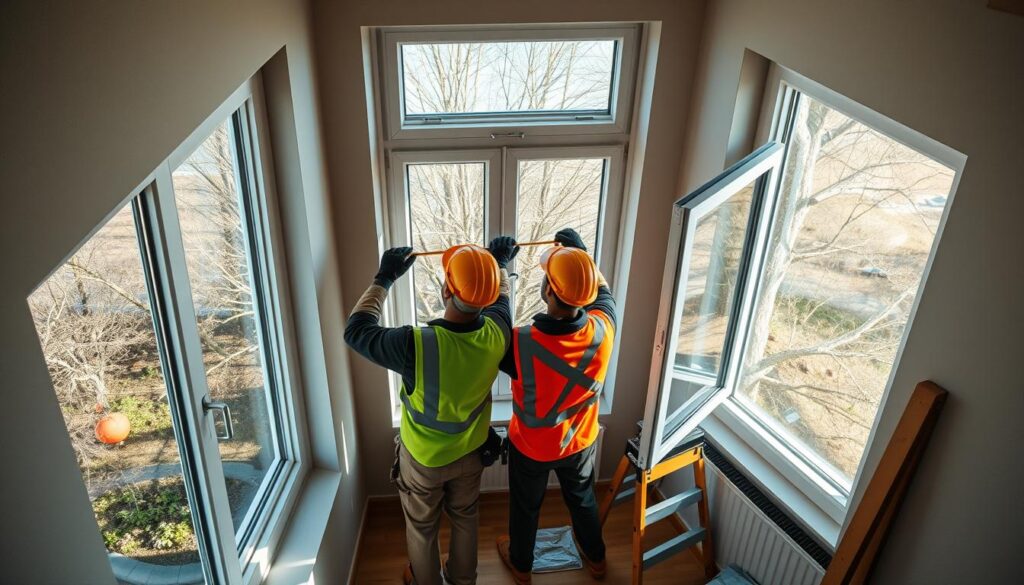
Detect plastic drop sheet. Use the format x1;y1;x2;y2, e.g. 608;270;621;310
532;526;583;573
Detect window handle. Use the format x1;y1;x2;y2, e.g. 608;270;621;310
203;397;234;441
490;131;526;139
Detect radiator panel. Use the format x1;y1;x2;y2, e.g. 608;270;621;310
707;464;826;585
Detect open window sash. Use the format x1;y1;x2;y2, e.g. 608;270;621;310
637;143;783;470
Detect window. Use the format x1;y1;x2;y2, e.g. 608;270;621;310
401;39;617;118
639;144;784;469
638;66;964;523
27;76;304;584
731;68;962;502
376;24;639;416
380;24;640;139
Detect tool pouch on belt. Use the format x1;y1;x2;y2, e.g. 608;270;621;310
479;426;506;467
389;434;401;485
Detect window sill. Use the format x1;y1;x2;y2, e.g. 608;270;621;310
702;405;842;549
262;468;342;585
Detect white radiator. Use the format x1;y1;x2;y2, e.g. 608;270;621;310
480;426;605;492
706;464;825;585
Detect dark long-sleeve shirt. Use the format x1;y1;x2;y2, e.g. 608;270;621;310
344;286;512;395
498;284;617;379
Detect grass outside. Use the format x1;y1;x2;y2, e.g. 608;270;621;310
95;476;249;565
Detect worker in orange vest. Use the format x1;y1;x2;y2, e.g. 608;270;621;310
496;228;616;584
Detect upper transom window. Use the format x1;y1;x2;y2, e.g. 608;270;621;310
381;25;640;138
401;39;616;117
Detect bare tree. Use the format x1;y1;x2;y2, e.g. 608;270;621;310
733;98;954;475
402;40;613;115
28;209;156;473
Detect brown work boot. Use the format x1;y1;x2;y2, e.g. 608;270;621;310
403;563;414;585
579;551;607;580
496;535;532;585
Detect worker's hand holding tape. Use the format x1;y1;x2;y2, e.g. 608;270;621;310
554;227;587;251
487;235;520;268
374;246;416;288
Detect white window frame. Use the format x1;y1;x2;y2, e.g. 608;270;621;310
374;24;642;424
709;64;967;526
638;143;783;470
501;145;626;287
380;23;640;141
123;75;309;584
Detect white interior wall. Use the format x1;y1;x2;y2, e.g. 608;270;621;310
3;1;1021;583
677;1;1024;582
0;1;363;583
310;0;709;497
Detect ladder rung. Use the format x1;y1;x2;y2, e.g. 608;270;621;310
642;527;706;570
613;486;636;507
645;487;702;526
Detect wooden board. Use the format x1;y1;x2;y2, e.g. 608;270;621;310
989;0;1024;17
822;380;948;585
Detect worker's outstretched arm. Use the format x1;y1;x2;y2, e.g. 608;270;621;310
343;247;416;378
483;236;517;345
554;228;617;330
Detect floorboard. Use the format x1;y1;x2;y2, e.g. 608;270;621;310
352;485;708;584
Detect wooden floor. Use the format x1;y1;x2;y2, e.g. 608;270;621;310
352;486;708;584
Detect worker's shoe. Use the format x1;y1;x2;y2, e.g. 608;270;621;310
403;564;415;585
579;551;607;580
496;536;532;585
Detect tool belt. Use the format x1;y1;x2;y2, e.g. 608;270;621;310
479;426;508;467
390;427;508;489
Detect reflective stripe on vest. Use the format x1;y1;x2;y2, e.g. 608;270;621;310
513;315;607;431
401;327;493;434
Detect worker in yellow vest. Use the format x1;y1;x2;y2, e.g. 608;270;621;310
345;236;519;585
496;228;616;584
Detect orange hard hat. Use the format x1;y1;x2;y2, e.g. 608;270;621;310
441;244;500;310
540;246;598;307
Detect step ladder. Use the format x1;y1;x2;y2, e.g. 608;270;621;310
599;426;716;584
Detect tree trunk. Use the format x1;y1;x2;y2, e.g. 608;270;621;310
744;100;829;399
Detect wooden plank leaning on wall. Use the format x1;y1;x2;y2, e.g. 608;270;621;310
822;380;949;585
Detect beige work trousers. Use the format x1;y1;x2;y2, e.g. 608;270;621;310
396;441;484;585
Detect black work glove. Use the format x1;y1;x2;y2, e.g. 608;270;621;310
554;227;587;251
374;247;415;288
487;235;520;269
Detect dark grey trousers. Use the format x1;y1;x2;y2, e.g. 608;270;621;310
508;441;606;572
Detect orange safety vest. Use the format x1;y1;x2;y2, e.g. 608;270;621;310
509;311;614;462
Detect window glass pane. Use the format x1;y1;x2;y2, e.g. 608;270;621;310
407;162;486;324
28;202;205;579
737;93;956;483
514;158;604;326
663;377;717;439
172;117;282;535
401;40;616;116
675;184;755;375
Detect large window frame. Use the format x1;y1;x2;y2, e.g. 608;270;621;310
30;75;309;585
374;24;641;421
161;75;310;584
711;66;966;525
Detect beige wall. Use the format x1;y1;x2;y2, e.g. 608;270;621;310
0;1;363;583
679;0;1024;582
311;0;708;497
